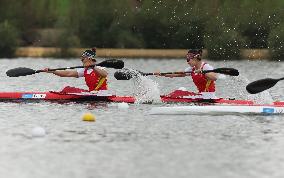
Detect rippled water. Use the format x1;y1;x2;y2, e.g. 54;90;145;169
0;58;284;178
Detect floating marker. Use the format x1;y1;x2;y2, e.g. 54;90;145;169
32;127;46;137
82;112;96;122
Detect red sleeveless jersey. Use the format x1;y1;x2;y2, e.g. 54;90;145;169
84;68;108;91
191;63;215;92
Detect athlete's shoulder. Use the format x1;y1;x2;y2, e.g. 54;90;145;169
96;66;106;70
76;68;85;77
203;62;214;70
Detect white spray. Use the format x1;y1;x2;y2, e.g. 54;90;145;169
127;70;161;104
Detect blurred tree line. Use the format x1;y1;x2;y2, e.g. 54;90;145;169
0;0;284;60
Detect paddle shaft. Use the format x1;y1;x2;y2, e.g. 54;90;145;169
144;70;216;76
144;68;238;76
279;77;284;81
36;59;121;72
35;65;95;73
6;59;124;77
114;67;239;80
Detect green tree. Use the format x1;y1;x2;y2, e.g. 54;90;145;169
0;21;19;58
77;0;143;48
238;0;284;48
268;23;284;61
204;17;245;60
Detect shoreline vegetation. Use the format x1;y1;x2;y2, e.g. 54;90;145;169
15;47;270;60
1;1;284;60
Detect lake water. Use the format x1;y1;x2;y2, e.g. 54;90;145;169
0;58;284;178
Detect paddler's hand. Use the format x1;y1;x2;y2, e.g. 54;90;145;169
43;68;53;73
194;69;203;74
163;74;175;78
153;71;161;76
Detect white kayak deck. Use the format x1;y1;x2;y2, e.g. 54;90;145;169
149;105;284;115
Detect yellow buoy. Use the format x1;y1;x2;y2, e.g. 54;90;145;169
82;112;96;122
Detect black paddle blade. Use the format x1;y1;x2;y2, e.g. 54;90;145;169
97;59;124;69
6;67;36;77
114;68;144;80
246;78;278;94
213;68;239;76
114;71;133;80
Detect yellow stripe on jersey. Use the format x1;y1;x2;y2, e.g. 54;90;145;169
205;80;212;92
94;77;106;91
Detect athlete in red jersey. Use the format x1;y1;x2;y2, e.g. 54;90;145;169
44;48;108;91
162;49;217;93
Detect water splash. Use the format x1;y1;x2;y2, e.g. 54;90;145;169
220;75;249;99
247;91;273;104
129;71;161;104
221;75;273;104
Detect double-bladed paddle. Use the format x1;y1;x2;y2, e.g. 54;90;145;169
114;67;239;80
246;77;284;94
6;59;124;77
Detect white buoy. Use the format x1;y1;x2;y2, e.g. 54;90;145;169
117;102;129;110
32;127;46;137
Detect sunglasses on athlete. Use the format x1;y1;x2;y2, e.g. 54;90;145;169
81;56;96;62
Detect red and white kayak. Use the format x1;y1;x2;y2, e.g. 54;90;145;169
0;86;136;103
150;90;284;115
0;86;283;108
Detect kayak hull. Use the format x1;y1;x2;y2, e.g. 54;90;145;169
0;89;283;108
0;91;137;103
0;91;252;104
149;105;284;115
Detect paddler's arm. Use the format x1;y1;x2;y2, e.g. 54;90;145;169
43;68;79;77
92;66;108;78
204;72;217;81
196;64;217;81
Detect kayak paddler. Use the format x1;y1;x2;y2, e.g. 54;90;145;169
44;48;108;91
157;49;217;98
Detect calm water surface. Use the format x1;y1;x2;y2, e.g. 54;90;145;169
0;58;284;178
